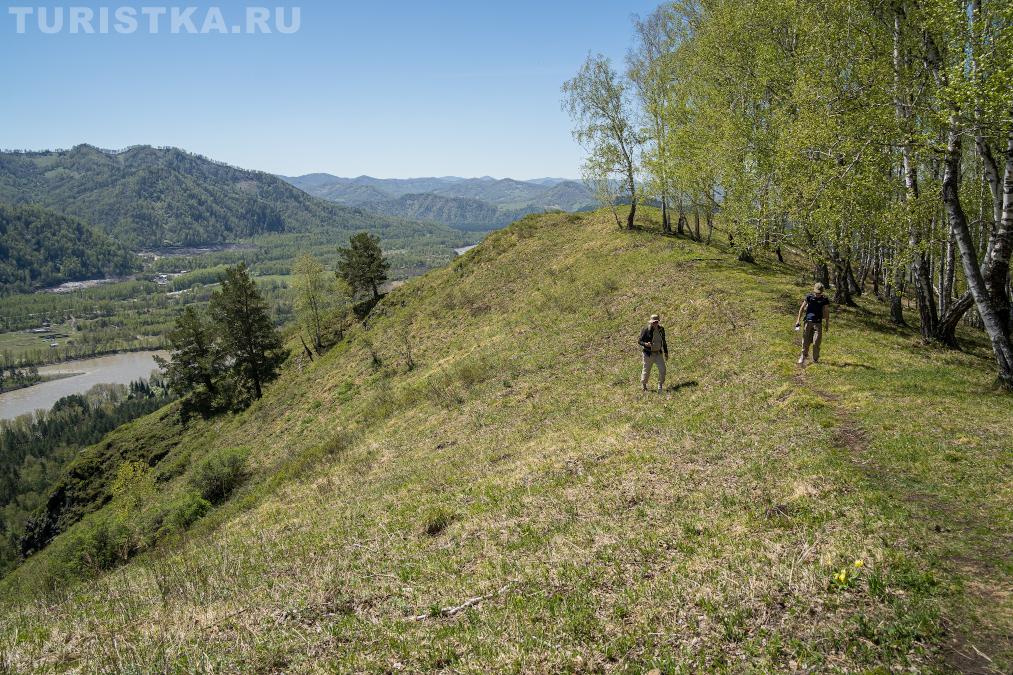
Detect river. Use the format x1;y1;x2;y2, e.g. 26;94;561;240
0;351;168;422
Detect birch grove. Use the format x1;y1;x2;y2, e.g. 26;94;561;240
566;0;1013;388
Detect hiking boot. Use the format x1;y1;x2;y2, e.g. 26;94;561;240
657;385;664;393
797;355;806;365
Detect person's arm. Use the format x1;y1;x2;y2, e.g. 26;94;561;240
796;300;807;326
638;327;650;348
662;329;669;359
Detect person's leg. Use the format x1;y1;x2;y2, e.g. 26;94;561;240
656;354;666;390
641;353;652;389
812;323;823;362
801;322;815;361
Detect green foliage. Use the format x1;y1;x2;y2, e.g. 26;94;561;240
162;491;212;533
62;512;135;576
0;381;171;576
155;263;288;417
0;202;137;295
155;306;225;419
210;264;286;400
562;54;641;228
292;253;347;350
188;447;250;505
337;232;390;300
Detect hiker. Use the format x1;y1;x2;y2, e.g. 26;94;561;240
638;314;668;392
796;282;830;364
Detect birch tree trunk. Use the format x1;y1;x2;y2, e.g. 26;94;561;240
943;124;1013;388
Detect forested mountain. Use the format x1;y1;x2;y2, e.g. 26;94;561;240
0;202;138;294
0;145;465;249
357;193;542;231
281;173;597;227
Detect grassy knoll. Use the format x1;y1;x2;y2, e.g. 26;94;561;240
0;210;1009;672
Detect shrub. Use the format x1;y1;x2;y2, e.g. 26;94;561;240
165;491;213;531
188;447;250;505
64;514;134;575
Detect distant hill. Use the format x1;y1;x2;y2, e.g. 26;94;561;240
358;193;543;231
281;173;595;230
0;146;465;249
0;202;138;295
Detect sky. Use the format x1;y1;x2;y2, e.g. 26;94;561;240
1;0;659;179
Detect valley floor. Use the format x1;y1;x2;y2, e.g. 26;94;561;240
1;210;1010;672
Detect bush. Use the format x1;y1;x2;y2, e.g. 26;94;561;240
165;491;213;531
64;514;134;575
188;447;250;505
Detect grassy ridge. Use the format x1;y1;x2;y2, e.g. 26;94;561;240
1;210;1009;672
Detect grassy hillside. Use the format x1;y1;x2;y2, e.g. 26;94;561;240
1;210;1009;672
0;145;468;250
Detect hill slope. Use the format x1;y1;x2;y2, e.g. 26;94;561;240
0;202;138;294
0;146;465;249
2;211;1009;672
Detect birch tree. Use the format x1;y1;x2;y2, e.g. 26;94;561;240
562;54;642;229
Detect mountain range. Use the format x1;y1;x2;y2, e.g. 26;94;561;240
0;145;466;251
280;173;597;231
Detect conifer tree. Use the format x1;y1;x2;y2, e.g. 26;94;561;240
337;233;389;300
154;305;223;418
209;264;285;400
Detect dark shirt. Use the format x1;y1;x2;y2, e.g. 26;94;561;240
638;325;668;357
804;293;830;322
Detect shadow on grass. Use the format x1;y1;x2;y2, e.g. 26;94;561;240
665;380;699;392
822;361;877;370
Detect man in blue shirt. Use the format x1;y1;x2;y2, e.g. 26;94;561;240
795;283;830;364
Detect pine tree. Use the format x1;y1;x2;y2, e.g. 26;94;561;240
337;232;389;300
209;264;285;400
154;305;224;418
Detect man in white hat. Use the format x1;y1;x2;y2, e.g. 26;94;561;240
638;314;668;392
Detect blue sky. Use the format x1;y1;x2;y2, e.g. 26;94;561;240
1;1;658;178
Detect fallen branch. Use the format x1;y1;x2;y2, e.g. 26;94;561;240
411;583;513;621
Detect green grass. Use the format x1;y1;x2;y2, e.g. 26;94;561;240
0;209;1009;672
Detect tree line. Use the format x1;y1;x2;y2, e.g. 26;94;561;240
564;0;1013;388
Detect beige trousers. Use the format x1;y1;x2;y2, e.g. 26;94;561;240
802;321;823;361
641;352;666;388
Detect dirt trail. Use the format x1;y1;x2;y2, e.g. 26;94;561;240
793;367;1009;674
